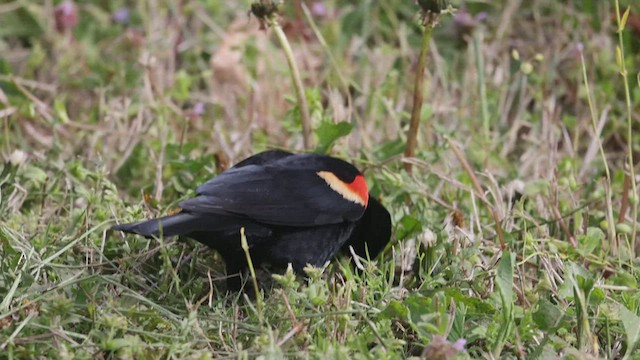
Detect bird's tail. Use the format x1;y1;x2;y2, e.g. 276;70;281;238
111;212;205;238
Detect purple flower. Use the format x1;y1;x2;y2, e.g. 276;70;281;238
311;2;327;17
453;8;487;30
453;338;467;352
113;8;130;24
54;1;78;32
192;102;205;116
185;102;205;119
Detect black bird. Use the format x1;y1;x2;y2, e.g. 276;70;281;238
112;150;391;290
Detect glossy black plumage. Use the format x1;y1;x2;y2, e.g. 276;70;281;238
112;150;391;290
341;196;392;260
180;154;366;226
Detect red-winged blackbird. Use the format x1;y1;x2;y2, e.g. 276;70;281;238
112;150;391;290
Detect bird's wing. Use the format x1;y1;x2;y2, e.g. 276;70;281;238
179;163;367;227
231;149;294;168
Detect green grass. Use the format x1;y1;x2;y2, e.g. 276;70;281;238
2;0;640;358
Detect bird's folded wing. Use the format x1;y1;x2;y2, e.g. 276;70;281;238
179;165;365;227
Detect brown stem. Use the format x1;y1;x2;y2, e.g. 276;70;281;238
618;169;631;224
404;25;433;173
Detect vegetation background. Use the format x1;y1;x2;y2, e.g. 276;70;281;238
1;0;640;358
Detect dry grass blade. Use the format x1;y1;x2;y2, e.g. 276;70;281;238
447;138;506;249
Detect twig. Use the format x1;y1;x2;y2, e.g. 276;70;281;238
277;323;305;347
276;289;305;346
404;21;433;173
547;199;577;247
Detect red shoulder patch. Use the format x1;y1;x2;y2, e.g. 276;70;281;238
317;171;369;207
347;175;369;207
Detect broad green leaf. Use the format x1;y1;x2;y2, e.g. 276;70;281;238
405;294;445;339
314;121;353;154
21;165;48;186
533;299;562;331
564;262;595;351
396;214;423;240
589;288;605;307
406;294;433;327
374;138;405;161
619;305;640;357
492;251;514;357
0;8;43;38
496;251;514;314
442;288;495;314
610;272;637;289
380;300;409;320
577;227;604;256
558;262;593;299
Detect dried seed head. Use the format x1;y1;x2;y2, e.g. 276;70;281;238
416;0;452;28
416;0;450;14
250;0;282;28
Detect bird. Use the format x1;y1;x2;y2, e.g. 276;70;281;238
111;150;391;290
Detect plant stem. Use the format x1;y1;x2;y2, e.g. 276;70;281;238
404;24;433;173
579;48;616;253
473;31;490;140
271;20;312;150
301;3;353;122
240;227;263;321
614;1;638;256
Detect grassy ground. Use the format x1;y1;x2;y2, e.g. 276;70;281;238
1;0;640;358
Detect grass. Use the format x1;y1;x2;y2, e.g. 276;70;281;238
1;0;640;358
